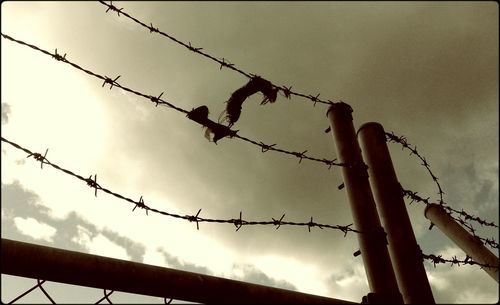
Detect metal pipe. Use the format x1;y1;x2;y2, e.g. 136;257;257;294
327;103;402;304
1;238;355;304
357;122;435;304
424;204;499;282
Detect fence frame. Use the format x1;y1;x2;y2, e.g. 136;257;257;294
1;238;355;304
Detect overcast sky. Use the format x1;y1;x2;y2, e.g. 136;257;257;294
1;1;498;304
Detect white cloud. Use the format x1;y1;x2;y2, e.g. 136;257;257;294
143;247;171;268
334;263;367;289
426;271;450;291
251;255;329;296
87;234;131;261
13;217;56;242
71;224;93;248
425;245;498;303
70;225;130;261
455;286;498;304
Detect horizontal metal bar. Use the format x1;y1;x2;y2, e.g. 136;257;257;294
1;239;355;304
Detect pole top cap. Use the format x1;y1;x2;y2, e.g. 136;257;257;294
357;122;384;136
424;203;443;219
326;101;353;117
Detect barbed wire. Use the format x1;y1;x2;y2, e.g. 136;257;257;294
1;136;359;235
403;189;499;250
4;140;497;273
422;253;499;270
3;32;497;272
385;131;445;206
97;1;341;108
386;131;498;233
0;32;344;169
95;2;500;256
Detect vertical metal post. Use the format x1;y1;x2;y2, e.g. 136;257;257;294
357;122;435;304
425;203;499;282
327;103;402;304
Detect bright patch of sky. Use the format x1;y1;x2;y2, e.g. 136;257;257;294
13;217;57;242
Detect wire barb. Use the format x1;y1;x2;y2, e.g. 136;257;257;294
148;23;159;33
132;196;149;215
187;209;202;230
86;174;100;197
52;48;67;61
150;92;164;107
104;1;123;16
102;75;121;90
272;213;286;230
27;148;49;169
234;211;244;232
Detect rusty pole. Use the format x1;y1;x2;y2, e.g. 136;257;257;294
424;204;499;282
327;103;402;304
357;122;435;304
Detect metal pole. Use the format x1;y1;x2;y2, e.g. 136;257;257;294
1;238;355;304
424;204;499;282
357;122;435;304
327;103;402;304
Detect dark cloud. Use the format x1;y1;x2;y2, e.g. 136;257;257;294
1;2;498;303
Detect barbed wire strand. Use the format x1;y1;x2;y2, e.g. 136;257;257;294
96;1;500;256
422;253;499;270
385;131;445;205
97;1;340;108
3;136;497;272
386;131;498;226
1;136;359;235
403;189;499;250
385;131;499;250
3;32;497;258
0;32;344;170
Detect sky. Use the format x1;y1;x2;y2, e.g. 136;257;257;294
1;1;498;303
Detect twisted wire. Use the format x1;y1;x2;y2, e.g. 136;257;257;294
1;32;342;169
1;136;358;235
98;1;340;108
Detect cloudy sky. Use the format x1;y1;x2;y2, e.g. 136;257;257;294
1;1;498;303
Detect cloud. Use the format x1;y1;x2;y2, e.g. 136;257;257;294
1;181;142;262
251;255;329;297
71;224;94;248
87;234;131;261
101;227;146;262
12;216;57;242
326;262;369;303
1;102;11;125
155;247;212;275
424;246;499;304
230;263;296;291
